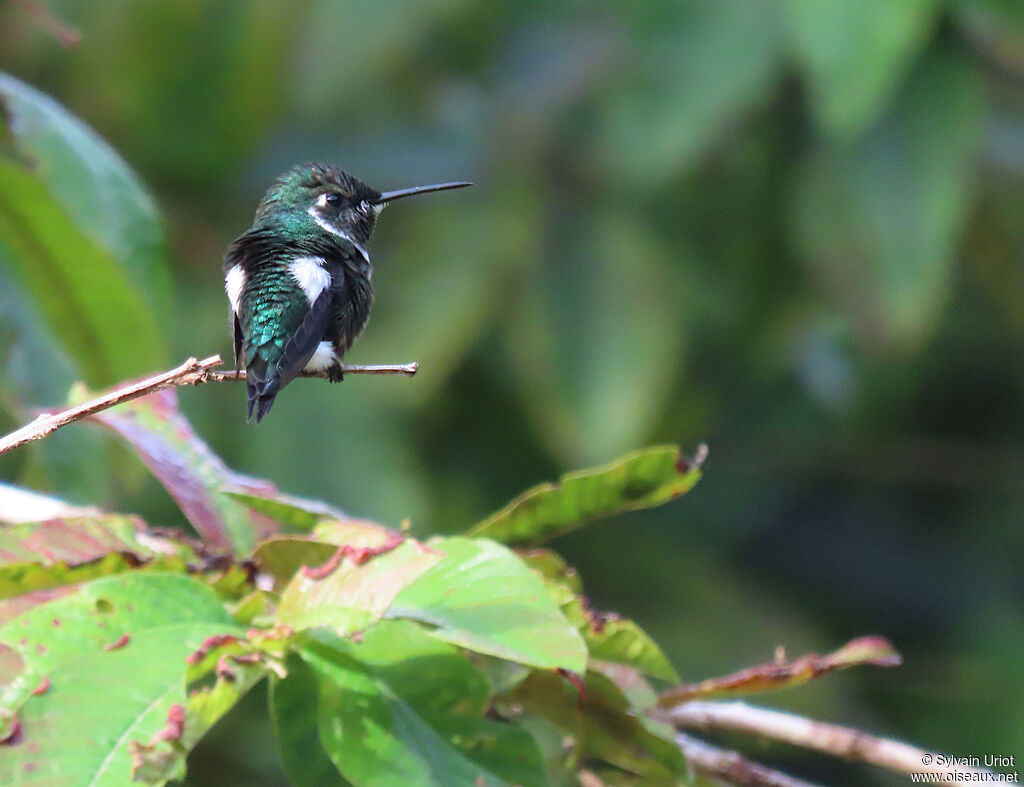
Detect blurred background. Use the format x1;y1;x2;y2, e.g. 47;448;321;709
1;1;1022;784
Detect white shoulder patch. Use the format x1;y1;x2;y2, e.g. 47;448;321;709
288;256;331;304
224;264;245;316
304;341;335;372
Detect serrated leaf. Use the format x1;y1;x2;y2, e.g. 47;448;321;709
90;388;280;555
299;621;544;787
793;52;982;351
0;573;239;779
469;445;704;546
388;537;587;672
277;538;442;636
785;0;938;136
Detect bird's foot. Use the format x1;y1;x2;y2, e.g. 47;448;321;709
328;363;344;383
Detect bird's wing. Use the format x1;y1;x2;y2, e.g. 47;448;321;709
273;285;333;391
232;314;244;369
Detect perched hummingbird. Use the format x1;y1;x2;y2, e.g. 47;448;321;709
223;164;470;422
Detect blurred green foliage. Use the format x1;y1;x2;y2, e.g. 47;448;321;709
1;0;1023;783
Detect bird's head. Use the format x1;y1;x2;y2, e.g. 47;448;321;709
256;163;470;249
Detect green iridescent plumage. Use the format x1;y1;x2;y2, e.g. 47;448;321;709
222;164;470;422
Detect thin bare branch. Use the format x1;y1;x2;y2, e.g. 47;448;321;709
666;701;999;781
675;732;822;787
0;354;418;456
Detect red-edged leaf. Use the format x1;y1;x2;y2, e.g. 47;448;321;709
658;635;902;706
90;388;278;554
0;513;198;601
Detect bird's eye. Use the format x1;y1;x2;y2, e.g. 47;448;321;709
324;193;342;206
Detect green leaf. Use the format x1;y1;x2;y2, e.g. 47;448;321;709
276;538;442;636
90;388;281;555
129;641;271;783
0;73;168;385
0;262;75;420
389;537;587;672
506;669;684;784
0;573;239;779
0;266;111;499
785;0;938;136
596;0;783;183
792;51;983;351
468;445;704;546
299;621;544;787
562;599;679;684
224;491;348;531
518;548;583;595
271;654;349;787
0;513;195;600
0;161;165;386
0;72;171;317
526;551;678;682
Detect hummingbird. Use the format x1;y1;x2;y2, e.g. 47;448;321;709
223;163;470;422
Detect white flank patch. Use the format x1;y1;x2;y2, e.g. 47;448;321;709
307;206;371;264
288;256;331;304
224;264;246;316
304;341;335;372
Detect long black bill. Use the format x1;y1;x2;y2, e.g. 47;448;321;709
377;181;472;204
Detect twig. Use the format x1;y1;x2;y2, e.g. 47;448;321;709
675;732;822;787
665;701;998;780
0;354;418;456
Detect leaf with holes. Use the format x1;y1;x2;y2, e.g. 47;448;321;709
0;573;240;782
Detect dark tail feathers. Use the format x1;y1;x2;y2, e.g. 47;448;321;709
246;364;280;424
